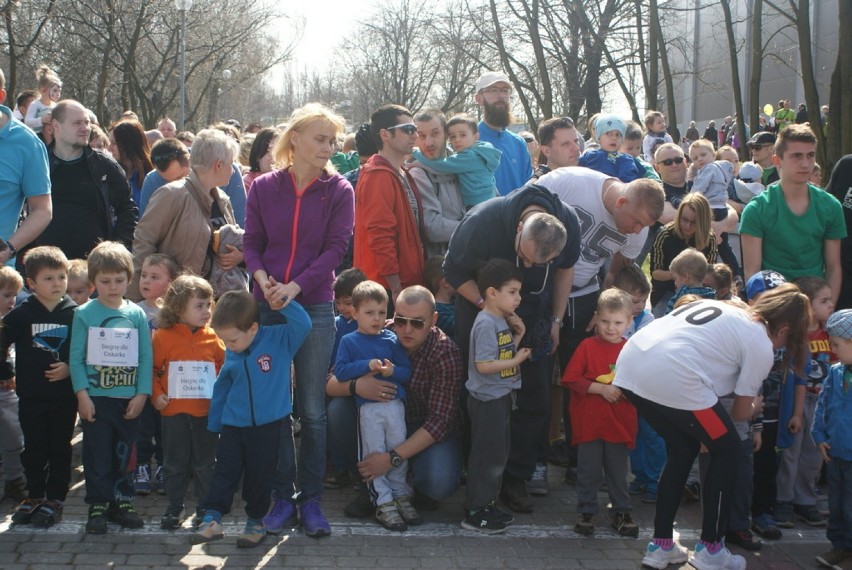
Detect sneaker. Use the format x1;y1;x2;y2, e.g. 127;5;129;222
134;464;152;495
547;439;573;467
4;477;27;502
344;485;373;518
154;466;165;495
751;513;782;540
107;501;144;529
773;501;794;528
489;502;515;525
574;513;594;536
793;503;827;527
375;501;407;532
394;496;423;526
11;498;44;525
299;497;331;538
527;462;549;496
689;543;746;570
501;478;534;513
628;479;648;495
31;500;63;527
189;516;224;544
642;541;689;569
725;529;762;551
161;503;184;530
323;469;353;490
461;506;507;535
641;489;658;504
816;548;852;568
192;507;206;530
564;466;578;485
683;481;700;502
263;497;298;535
236;519;266;548
817;495;830;517
611;511;638;538
86;503;109;535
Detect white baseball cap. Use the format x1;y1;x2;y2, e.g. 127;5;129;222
475;71;511;93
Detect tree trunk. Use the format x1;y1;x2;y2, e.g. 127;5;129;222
827;0;852;170
646;0;659;111
748;0;763;137
793;0;827;169
720;0;748;159
654;13;677;139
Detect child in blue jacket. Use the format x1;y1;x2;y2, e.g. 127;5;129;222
190;290;310;548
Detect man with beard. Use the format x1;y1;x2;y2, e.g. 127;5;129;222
474;72;532;195
409;109;464;257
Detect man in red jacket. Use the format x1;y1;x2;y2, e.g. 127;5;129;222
353;105;425;303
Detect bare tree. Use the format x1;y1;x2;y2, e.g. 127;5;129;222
720;0;748;158
827;1;852;168
0;0;58;100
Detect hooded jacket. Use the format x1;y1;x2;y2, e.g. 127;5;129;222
353;154;425;290
0;295;76;401
412;141;501;207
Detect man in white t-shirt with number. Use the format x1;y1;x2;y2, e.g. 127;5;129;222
613;287;810;570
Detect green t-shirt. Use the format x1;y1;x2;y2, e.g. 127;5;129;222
740;182;846;280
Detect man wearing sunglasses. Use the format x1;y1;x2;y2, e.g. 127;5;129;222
444;184;580;513
746;132;780;186
354;105;425;303
474;71;533;196
328;286;464;516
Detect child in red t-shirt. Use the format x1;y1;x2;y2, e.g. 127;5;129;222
562;288;638;538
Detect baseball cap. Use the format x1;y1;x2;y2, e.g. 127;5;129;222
745;270;786;301
747;132;776;148
594;114;626;139
475;71;511;93
826;309;852;340
738;161;763;183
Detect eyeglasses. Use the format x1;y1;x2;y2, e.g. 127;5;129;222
386;123;417;135
481;87;512;97
393;315;427;329
658;156;685;166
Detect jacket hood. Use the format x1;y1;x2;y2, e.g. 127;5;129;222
470;142;503;171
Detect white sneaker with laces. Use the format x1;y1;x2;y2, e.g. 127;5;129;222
688;543;746;570
641;541;689;569
527;462;549;496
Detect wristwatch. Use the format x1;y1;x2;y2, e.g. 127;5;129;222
388;449;404;468
3;240;17;259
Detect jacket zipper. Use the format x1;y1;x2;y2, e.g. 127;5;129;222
282;172;317;283
243;359;257;426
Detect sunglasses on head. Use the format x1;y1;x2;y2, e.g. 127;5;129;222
393;315;427;329
659;156;685;166
386;123;417;135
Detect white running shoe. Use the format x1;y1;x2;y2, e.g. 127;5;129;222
641;541;689;569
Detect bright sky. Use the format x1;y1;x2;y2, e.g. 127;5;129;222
286;2;374;74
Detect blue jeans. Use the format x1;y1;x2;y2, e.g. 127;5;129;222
827;457;852;551
326;394;463;501
629;415;666;493
262;301;334;502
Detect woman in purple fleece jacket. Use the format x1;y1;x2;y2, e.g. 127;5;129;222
243;103;354;537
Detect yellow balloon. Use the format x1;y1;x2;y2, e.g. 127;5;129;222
763;104;774;115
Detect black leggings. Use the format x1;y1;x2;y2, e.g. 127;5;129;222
623;389;741;543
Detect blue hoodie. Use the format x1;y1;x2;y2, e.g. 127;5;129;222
207;300;311;432
813;363;852;461
413;141;502;208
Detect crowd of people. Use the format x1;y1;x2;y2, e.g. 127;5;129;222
2;63;852;570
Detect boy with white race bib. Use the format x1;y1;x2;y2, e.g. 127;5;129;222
151;275;224;531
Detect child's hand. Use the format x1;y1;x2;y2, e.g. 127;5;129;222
0;377;15;391
124;394;147;420
819;442;831;463
752;432;762;452
751;394;764;419
516;348;532;363
77;392;96;422
787;414;803;434
44;362;69;382
369;358;383;372
599;384;622;404
506;314;525;337
378;359;395;378
153;394;170;411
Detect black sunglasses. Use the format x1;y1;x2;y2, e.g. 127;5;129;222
658;156;685;166
393;315;427;329
386;123;417;135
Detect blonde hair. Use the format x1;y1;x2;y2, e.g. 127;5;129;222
35;65;61;93
273;103;345;171
67;259;88;282
669;247;709;282
673;193;713;251
0;266;23;292
596;288;632;315
158;275;214;329
688;139;715;155
87;241;134;282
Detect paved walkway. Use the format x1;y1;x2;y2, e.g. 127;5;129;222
0;433;832;569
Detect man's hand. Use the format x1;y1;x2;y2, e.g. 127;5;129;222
45;362;69;382
356;373;398;402
752;432;762;452
358;451;392;482
787;414;803;434
217;244;244;270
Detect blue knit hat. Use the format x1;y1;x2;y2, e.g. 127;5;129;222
594;114;626;139
826;310;852;340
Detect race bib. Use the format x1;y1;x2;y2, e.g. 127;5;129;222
87;327;139;367
167;361;216;399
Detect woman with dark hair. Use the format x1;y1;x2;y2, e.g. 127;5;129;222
242;127;279;193
825;155;852;309
650;192;717;316
110;120;154;208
